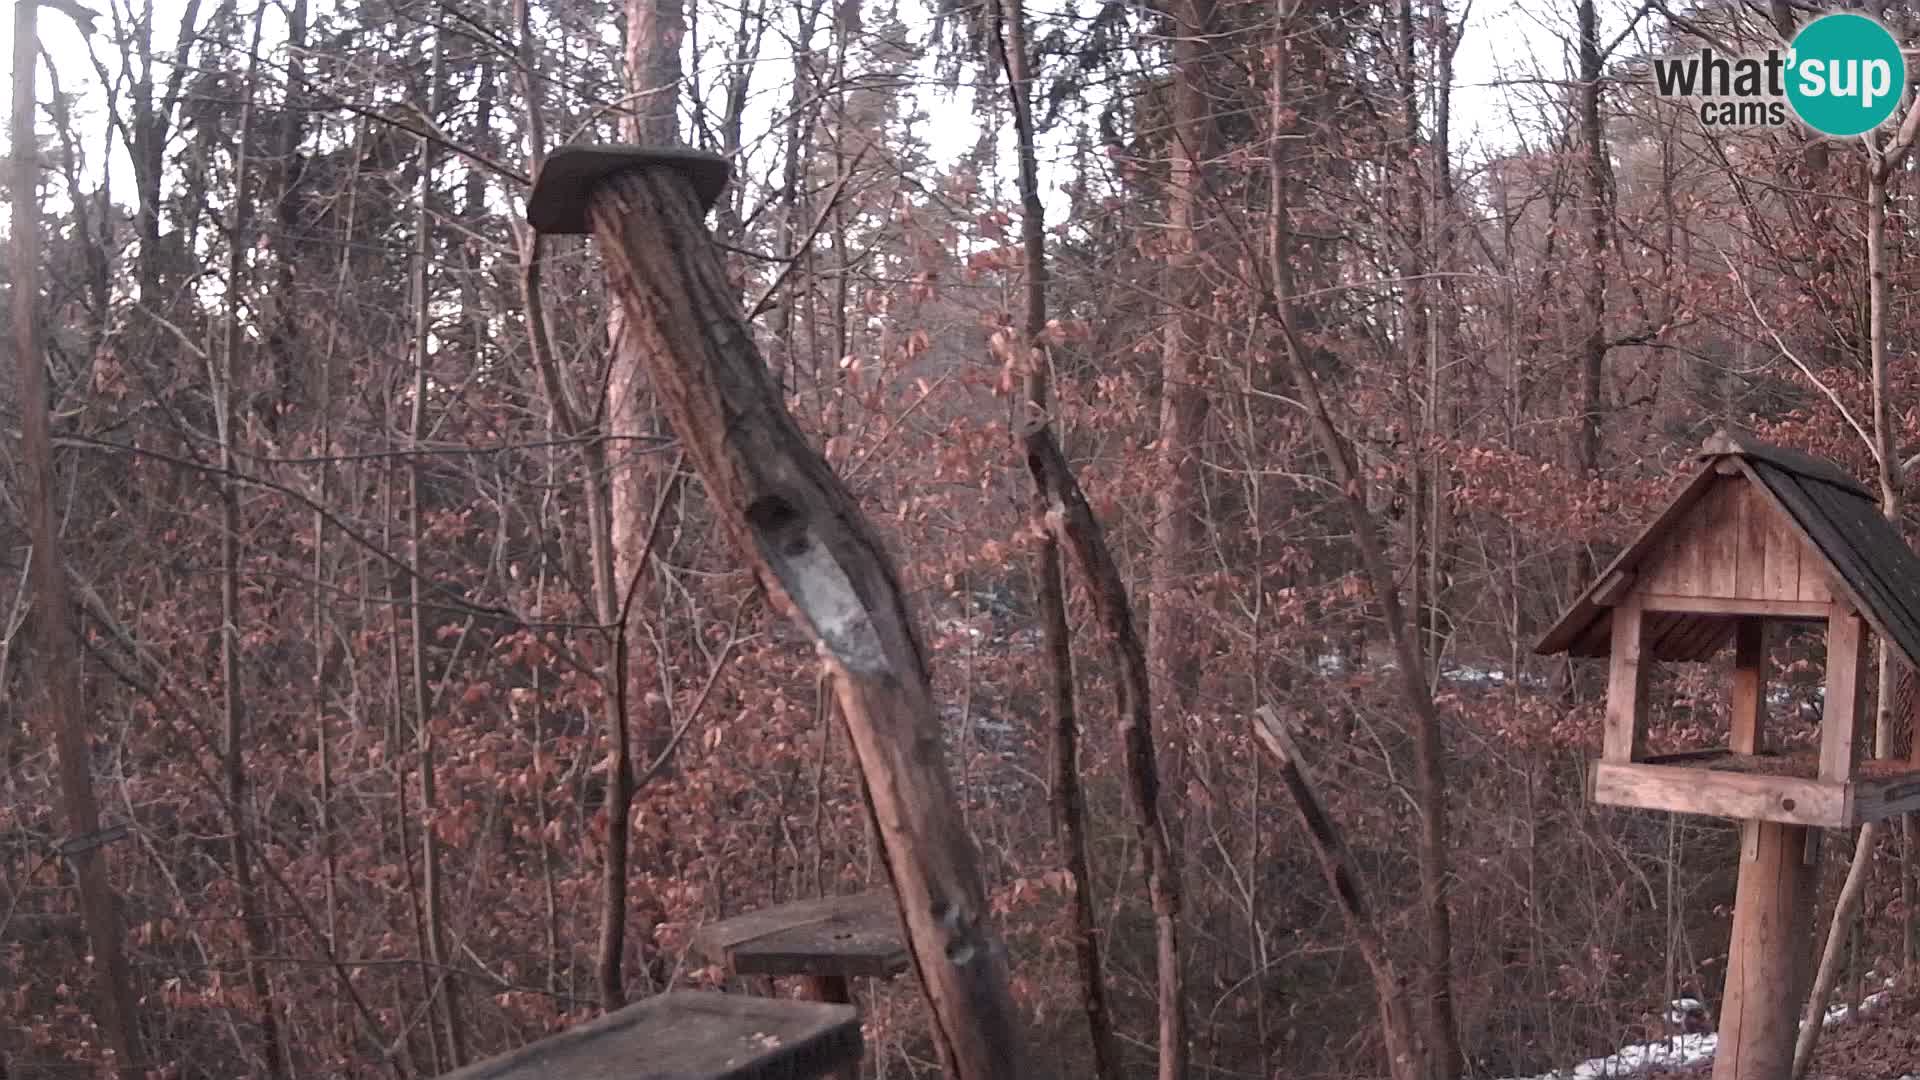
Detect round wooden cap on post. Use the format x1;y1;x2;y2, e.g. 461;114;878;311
525;145;731;235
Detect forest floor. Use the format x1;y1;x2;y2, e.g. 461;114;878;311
1634;977;1920;1080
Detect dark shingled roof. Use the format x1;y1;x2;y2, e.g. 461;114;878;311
1536;431;1920;672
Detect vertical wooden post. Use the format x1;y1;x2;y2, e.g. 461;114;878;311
801;976;858;1080
1822;608;1867;783
1605;595;1649;762
1713;820;1816;1080
1731;619;1765;755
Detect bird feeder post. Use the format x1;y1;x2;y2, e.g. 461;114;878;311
1714;820;1816;1080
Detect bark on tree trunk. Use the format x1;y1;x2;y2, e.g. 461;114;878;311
10;2;145;1073
1270;7;1457;1076
988;1;1121;1076
1795;133;1912;1080
1147;3;1211;1072
582;163;1026;1080
407;25;465;1066
218;12;289;1076
597;0;688;1005
1252;709;1425;1080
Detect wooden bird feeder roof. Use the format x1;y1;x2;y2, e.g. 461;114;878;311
1536;430;1920;670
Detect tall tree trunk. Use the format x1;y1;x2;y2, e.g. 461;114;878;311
594;0;688;1007
989;2;1120;1076
407;21;466;1066
218;9;288;1076
1570;0;1610;605
1265;50;1460;1069
1146;1;1211;1071
264;0;307;422
1795;125;1914;1079
10;2;145;1073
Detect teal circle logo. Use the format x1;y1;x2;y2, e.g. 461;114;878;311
1787;13;1906;137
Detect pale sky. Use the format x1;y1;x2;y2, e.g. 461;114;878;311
0;0;1587;226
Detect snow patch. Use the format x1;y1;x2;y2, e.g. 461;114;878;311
1506;983;1896;1080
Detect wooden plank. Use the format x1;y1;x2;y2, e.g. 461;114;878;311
1593;570;1634;607
1604;597;1649;763
1704;481;1742;598
710;891;910;976
1762;494;1803;603
1639;595;1833;618
1713;821;1816;1080
1590;762;1847;827
1745;459;1920;670
691;892;909;979
1799;560;1833;604
1821;609;1867;783
1731;619;1765;754
1734;483;1772;599
1643;533;1680;595
1849;771;1920;825
1537;465;1722;656
440;991;862;1080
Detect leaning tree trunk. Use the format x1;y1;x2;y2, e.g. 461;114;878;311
577;162;1026;1080
987;0;1121;1076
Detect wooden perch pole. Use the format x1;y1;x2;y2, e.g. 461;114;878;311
526;148;1024;1080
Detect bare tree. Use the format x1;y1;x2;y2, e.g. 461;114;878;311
10;0;144;1073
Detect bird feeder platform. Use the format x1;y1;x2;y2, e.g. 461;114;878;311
692;890;911;1001
1540;431;1920;827
437;991;861;1080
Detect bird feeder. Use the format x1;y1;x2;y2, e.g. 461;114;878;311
1539;430;1920;1080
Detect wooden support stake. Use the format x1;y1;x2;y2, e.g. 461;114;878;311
1713;820;1816;1080
569;160;1023;1079
1605;596;1649;763
1731;619;1765;755
1822;608;1867;783
801;977;857;1080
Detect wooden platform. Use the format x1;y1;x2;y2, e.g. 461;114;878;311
439;991;861;1080
692;891;910;980
1592;751;1920;827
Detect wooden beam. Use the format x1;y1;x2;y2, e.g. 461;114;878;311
1604;596;1649;763
438;991;862;1080
1638;595;1833;618
1713;822;1816;1080
1593;570;1634;606
1590;762;1846;828
1731;620;1765;755
578;162;1022;1079
691;892;909;980
1849;772;1920;825
1822;608;1868;783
